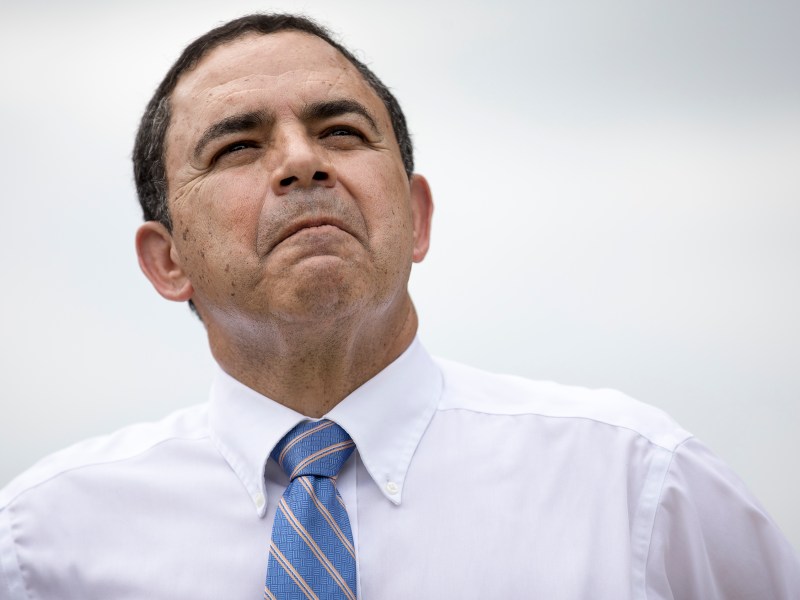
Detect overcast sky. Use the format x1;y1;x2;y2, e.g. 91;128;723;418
2;1;798;549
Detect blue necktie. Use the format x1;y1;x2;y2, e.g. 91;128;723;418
265;420;357;600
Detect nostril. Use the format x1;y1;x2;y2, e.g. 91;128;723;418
312;171;328;181
280;176;298;187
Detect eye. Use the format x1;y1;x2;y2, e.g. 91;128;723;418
213;140;258;163
322;125;365;140
220;141;255;154
225;141;252;152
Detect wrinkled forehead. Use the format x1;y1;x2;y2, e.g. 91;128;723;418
170;30;383;122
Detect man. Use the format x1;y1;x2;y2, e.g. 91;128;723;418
1;13;798;600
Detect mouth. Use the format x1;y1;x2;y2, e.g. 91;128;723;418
272;217;353;250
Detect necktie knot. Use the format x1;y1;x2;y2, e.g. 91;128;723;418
271;420;355;481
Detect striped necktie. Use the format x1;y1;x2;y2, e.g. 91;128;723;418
265;420;357;600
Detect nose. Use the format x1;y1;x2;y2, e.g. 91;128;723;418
270;127;337;195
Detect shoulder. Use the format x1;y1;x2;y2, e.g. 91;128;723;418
0;404;210;510
433;356;691;452
645;436;800;595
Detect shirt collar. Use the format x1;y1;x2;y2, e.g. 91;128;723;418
208;337;442;516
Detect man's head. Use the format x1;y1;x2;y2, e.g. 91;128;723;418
133;13;414;232
133;14;432;355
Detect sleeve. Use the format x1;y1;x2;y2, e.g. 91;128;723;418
645;437;800;599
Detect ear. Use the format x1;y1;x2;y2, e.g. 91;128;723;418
409;174;434;263
135;221;194;302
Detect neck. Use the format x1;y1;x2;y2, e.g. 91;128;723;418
206;295;418;417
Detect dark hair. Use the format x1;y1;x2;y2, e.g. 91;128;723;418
132;13;414;231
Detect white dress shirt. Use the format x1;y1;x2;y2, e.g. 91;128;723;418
1;338;798;599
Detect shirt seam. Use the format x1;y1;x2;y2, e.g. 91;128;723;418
0;433;211;509
639;436;693;599
436;406;691;452
0;503;30;599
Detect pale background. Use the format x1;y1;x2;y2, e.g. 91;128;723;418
1;1;798;551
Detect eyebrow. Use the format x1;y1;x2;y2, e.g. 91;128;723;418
191;99;380;161
300;99;379;134
192;110;269;160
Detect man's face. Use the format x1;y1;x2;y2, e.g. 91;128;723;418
159;31;430;330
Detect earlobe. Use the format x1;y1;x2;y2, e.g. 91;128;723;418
409;174;434;263
135;222;194;302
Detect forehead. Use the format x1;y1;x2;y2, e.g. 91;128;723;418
169;31;384;129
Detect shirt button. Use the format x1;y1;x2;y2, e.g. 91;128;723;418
385;481;399;495
254;493;266;509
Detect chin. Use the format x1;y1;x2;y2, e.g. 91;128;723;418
276;268;372;322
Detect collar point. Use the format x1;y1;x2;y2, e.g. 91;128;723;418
382;479;403;505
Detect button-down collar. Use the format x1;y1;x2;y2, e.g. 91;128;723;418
207;337;442;516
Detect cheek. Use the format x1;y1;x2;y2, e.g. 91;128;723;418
170;174;266;280
176;171;266;238
377;177;415;244
206;169;268;227
347;157;413;230
357;174;416;271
